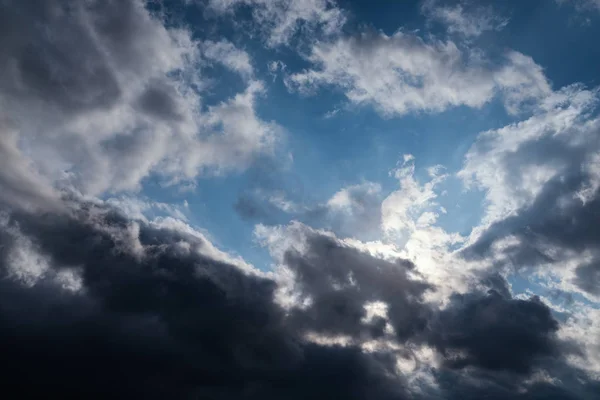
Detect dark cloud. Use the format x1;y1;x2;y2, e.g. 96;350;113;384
0;201;410;399
573;261;600;295
1;1;597;397
282;232;431;341
0;198;597;398
137;80;183;121
428;290;562;374
457;106;600;302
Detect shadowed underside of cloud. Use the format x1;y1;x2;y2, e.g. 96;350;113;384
459;86;600;301
0;199;595;399
0;201;407;399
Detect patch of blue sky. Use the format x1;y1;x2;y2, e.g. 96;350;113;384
508;273;599;319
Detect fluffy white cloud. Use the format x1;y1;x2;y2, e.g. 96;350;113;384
0;0;279;210
286;30;551;116
459;85;599;227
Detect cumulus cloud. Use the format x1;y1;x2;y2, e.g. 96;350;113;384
286;30;550;117
0;182;595;398
0;0;278;209
460;86;598;224
453;82;600;383
253;220;598;398
459;86;600;294
0;198;412;398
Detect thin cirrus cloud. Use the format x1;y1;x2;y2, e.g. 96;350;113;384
1;0;600;399
421;0;510;38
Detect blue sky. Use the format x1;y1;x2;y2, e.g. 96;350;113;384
2;0;600;398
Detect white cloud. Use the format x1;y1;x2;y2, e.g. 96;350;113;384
381;155;447;237
324;182;383;239
202;39;254;78
177;80;281;178
287;30;551;117
459;85;599;227
559;304;600;379
422;0;509;38
0;0;280;208
208;0;346;46
150;216;259;275
328;182;381;210
105;196;189;222
0;124;62;211
453;82;600;378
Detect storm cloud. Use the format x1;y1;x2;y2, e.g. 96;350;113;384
0;200;410;399
0;196;592;398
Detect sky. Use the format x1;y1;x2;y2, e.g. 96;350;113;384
1;0;600;398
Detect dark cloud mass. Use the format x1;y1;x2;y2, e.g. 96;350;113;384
283;233;431;341
429;291;561;373
0;198;594;399
0;202;407;399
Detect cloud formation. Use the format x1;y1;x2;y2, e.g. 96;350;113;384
422;0;509;38
208;0;345;46
0;0;278;209
286;30;550;116
0;198;596;398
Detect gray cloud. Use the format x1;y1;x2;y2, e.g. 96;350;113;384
0;0;278;206
282;231;430;341
428;290;563;374
0;199;410;399
0;196;597;398
208;0;346;47
462;143;600;297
